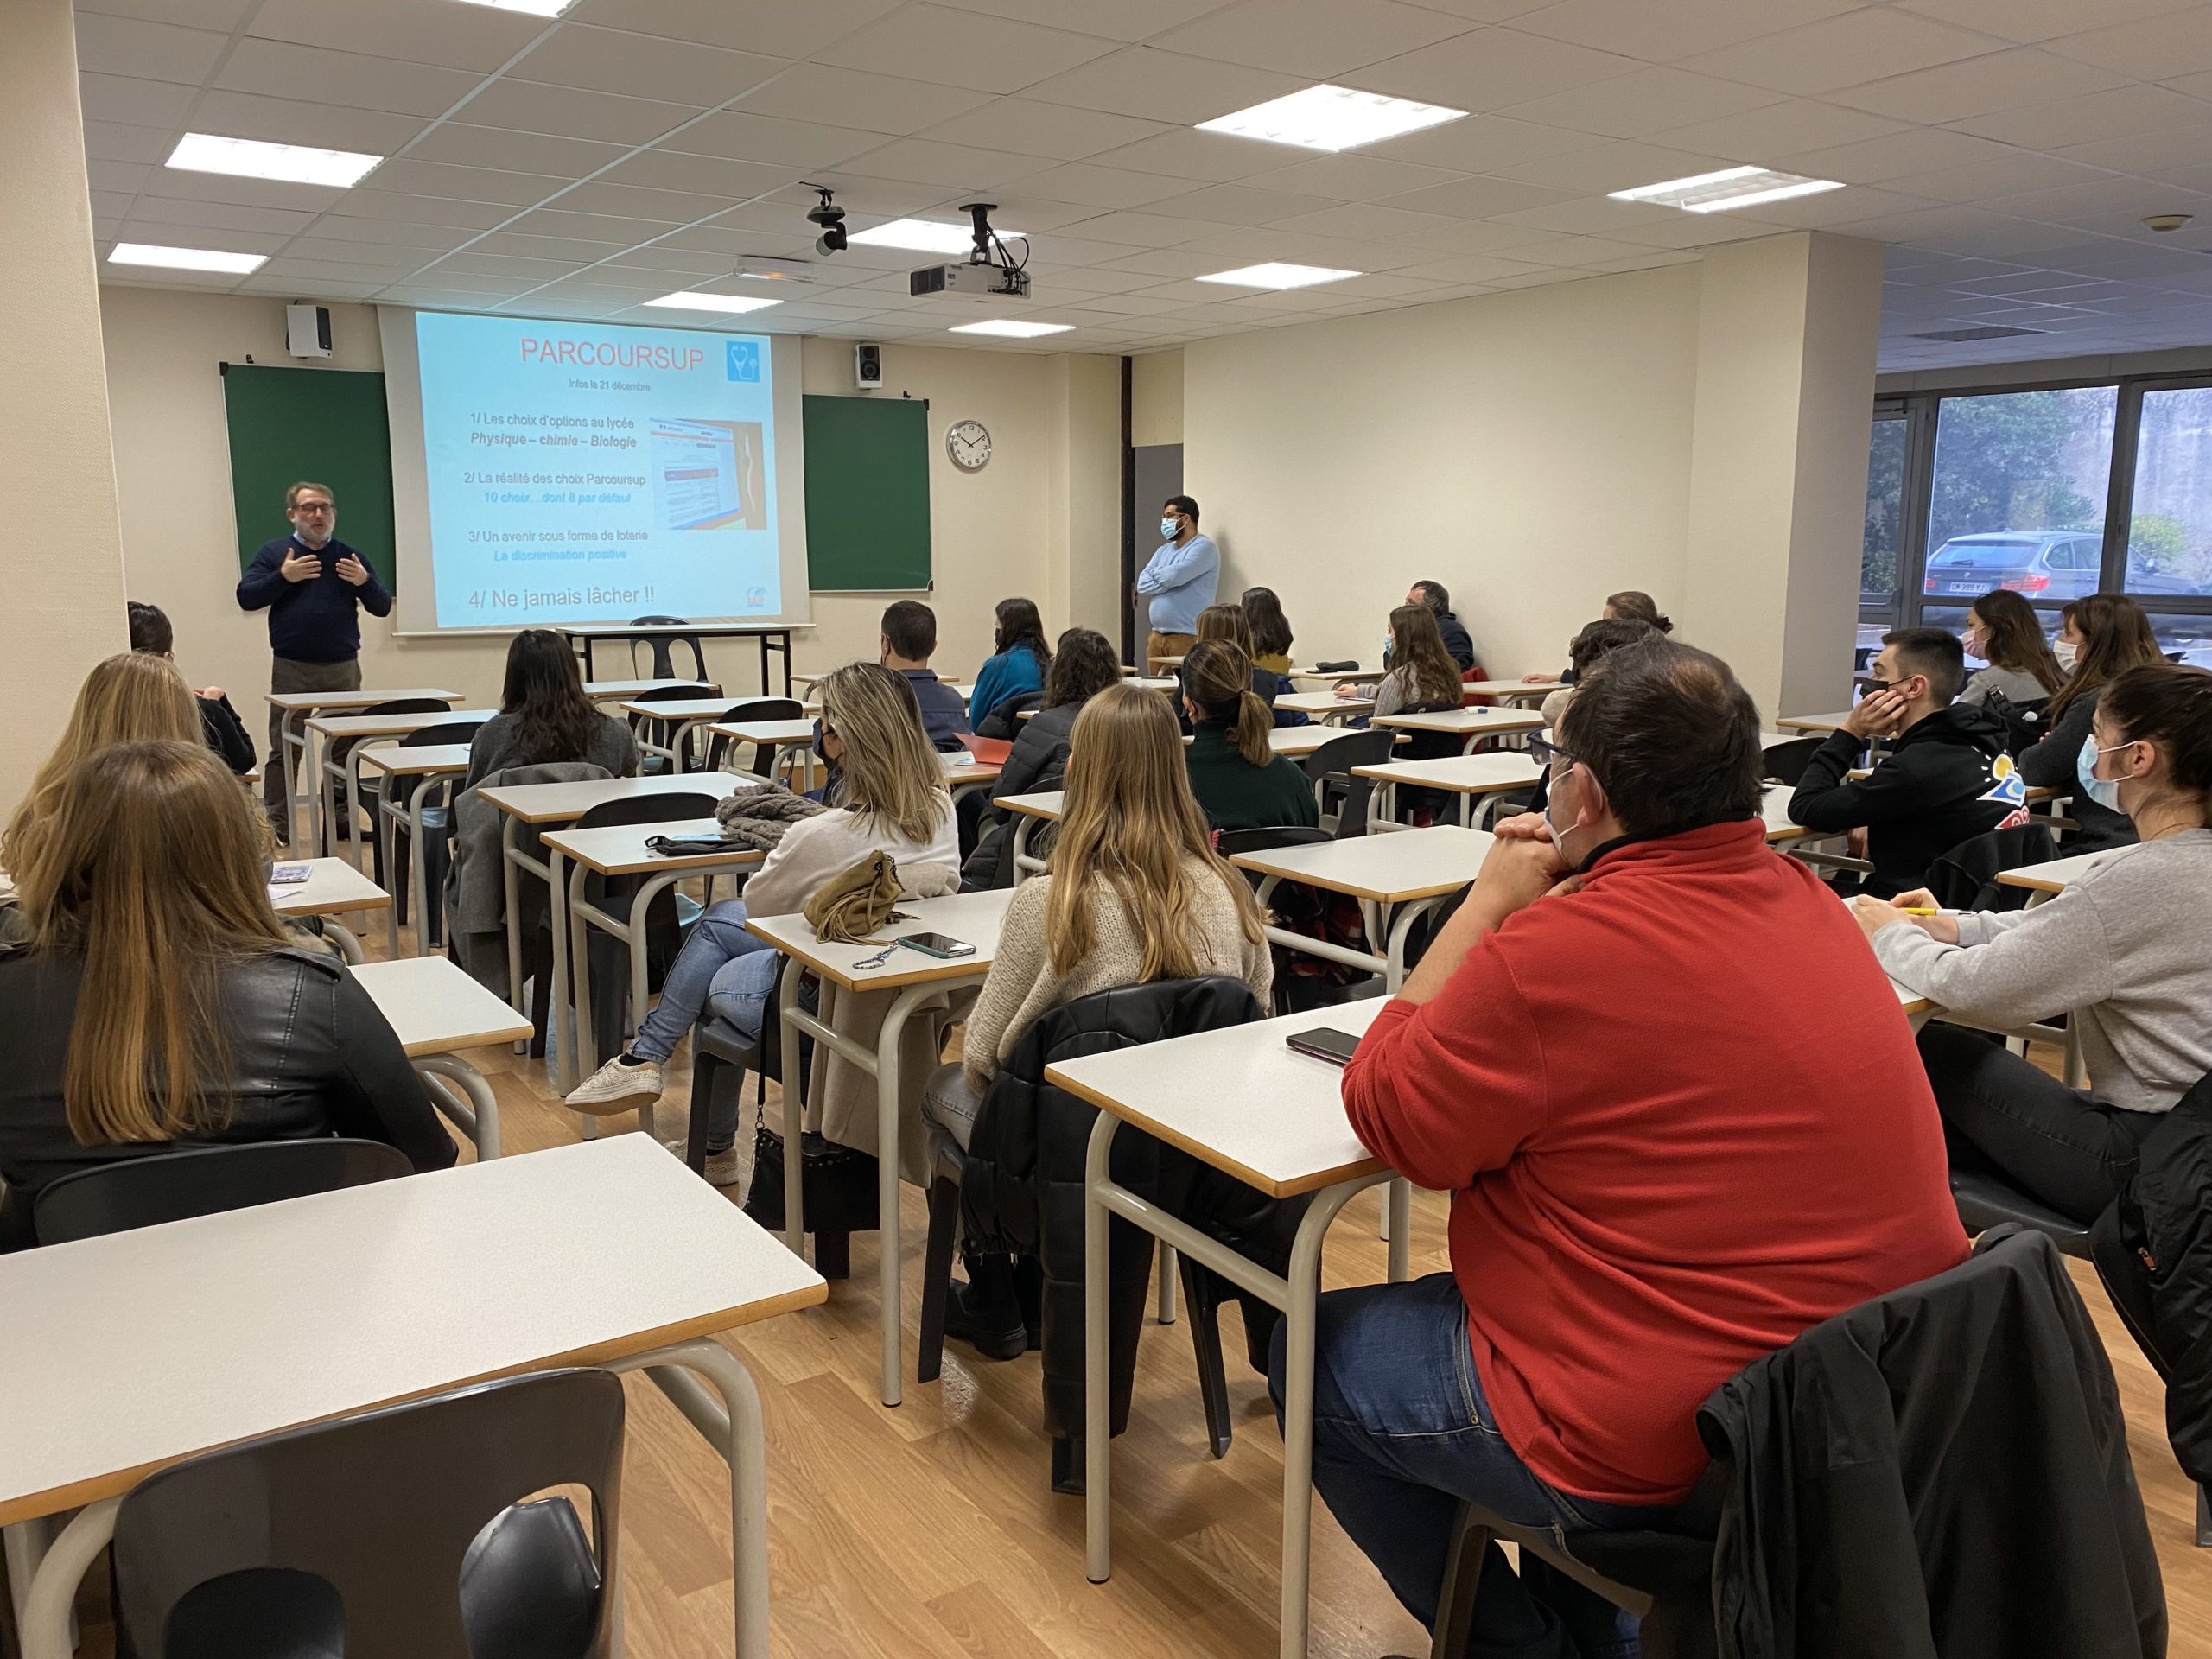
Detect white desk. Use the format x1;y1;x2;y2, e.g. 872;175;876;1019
268;857;390;965
711;718;817;789
1997;845;2124;903
747;887;1013;1407
558;620;801;696
1354;753;1541;830
992;789;1065;880
0;1135;824;1659
1276;690;1374;724
538;817;765;1114
1762;782;1814;845
583;677;709;704
358;742;473;956
1489;679;1567;705
618;696;753;773
1051;998;1399;1659
1286;664;1388;683
1230;826;1495;990
308;708;491;860
941;751;1005;804
1372;706;1544;753
476;772;738;1087
1776;710;1853;734
350;957;533;1160
264;688;460;848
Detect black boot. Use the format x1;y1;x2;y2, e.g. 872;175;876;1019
944;1252;1026;1361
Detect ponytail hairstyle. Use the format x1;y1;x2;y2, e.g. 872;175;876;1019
1193;602;1255;656
1605;590;1674;633
2098;663;2212;817
1387;603;1464;709
1242;586;1294;658
1183;639;1273;766
993;597;1052;671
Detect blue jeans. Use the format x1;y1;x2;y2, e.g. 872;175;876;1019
1270;1274;1661;1659
628;899;779;1148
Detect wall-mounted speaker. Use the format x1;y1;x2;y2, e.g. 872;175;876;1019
855;341;883;390
285;302;332;359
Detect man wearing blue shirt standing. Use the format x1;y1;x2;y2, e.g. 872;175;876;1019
236;480;392;842
1135;494;1219;669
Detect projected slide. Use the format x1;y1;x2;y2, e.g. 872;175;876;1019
412;313;782;628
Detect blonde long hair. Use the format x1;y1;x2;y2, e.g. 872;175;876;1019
1046;684;1264;977
817;661;950;843
3;653;206;879
1184;639;1274;766
16;741;294;1146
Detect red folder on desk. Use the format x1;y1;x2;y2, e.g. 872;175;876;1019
959;735;1014;765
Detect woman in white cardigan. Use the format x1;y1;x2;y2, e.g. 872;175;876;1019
919;680;1273;1357
567;662;957;1184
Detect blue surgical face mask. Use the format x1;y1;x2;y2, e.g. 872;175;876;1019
2076;735;2131;812
1160;518;1179;541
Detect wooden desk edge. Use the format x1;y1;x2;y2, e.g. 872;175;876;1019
1993;868;2064;891
0;1284;826;1529
1043;1065;1384;1200
281;893;394;917
400;1021;535;1058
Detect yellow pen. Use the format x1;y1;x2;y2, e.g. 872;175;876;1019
1895;906;1941;916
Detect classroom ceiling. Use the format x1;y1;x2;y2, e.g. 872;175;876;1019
75;0;2212;369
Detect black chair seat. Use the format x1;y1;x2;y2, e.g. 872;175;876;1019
1949;1167;2090;1255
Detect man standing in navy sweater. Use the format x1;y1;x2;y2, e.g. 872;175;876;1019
236;480;392;842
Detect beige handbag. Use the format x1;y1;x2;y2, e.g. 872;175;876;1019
802;851;904;943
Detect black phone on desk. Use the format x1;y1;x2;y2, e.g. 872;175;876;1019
899;931;976;959
1286;1026;1362;1066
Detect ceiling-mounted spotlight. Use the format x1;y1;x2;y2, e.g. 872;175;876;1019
2145;213;2194;233
805;185;847;256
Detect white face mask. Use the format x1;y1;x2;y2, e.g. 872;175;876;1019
2055;639;2079;671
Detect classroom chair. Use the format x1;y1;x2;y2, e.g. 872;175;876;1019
109;1369;623;1659
32;1140;413;1246
321;696;452;853
361;719;487;942
1302;729;1394;834
626;613;707;683
1758;734;1825;787
700;696;804;778
622;681;726;773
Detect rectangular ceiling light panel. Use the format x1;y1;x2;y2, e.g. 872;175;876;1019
110;243;267;274
644;292;783;314
452;0;575;14
950;320;1073;337
166;132;384;188
1198;262;1359;289
1608;166;1841;214
1198;84;1465;153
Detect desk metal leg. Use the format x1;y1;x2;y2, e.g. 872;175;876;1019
280;712;308;842
19;1499;119;1659
502;816;525;1016
408;790;432;957
1387;1177;1410;1283
549;847;575;1096
776;955;810;1262
869;983;944;1408
417;1053;502;1160
1084;1111;1121;1584
567;868;654;1141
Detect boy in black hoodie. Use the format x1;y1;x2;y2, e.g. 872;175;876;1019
1791;627;2027;899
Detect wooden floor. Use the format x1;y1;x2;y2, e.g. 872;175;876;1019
55;891;2212;1656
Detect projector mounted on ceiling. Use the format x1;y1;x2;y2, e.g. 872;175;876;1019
910;202;1031;302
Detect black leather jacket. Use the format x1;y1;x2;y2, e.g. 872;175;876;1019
0;944;457;1250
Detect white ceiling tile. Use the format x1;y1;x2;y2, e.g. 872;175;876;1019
2053;124;2212;176
505;207;691;244
835;137;1056;188
454;79;701;146
1141;182;1332;223
1771;125;2018;185
1726;182;1939;230
310;215;477;249
1392;250;1554;283
1679;10;2007;96
506;28;785;109
79;0;254;29
1372;173;1579;217
142;168;348;213
1482;194;1679;236
1362;111;1611;171
914;98;1171;162
1051;209;1217;247
325;191;517;229
731;63;995;134
77;72;197;127
551;181;740;223
592;244;755;276
122;198;319;235
402;124;629;179
1149;0;1473;76
1827;47;2126;124
2044;10;2212;79
590;150;804;202
432;251;592;281
1268;199;1463;242
652;111;887;171
816;5;1121;93
466;230;634;260
213;39;486;118
1356;27;1644;109
246;0;548;73
2161;68;2212;103
82;120;175;165
72;13;229;85
359;160;569;207
1990;175;2212;227
1102;247;1244;276
1245;152;1469;200
1498;65;1784;139
237;276;389;299
1950;83;2212;149
1591;208;1781;248
86;159;149;195
185;88;428;153
1482;137;1738;194
566;0;902;58
1509;0;1863;65
1897;0;2199;45
1006;161;1200;208
1391;0;1557;19
1652;98;1906;162
1482;231;1669;264
1016;47;1305;124
1088;127;1312;182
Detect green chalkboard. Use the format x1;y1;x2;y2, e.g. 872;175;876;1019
221;364;397;589
803;393;931;591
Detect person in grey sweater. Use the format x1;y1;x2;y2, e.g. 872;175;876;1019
1851;663;2212;1223
1956;588;2063;710
462;628;638;791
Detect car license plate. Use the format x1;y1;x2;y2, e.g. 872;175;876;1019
1948;582;1980;594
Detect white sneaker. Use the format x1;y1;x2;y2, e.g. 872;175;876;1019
566;1054;664;1110
660;1136;745;1189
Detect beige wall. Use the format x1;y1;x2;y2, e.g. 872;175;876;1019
1132;350;1183;448
98;284;1118;720
2;0;130;819
1184;267;1704;684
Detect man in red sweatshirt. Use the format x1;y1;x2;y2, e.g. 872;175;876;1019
1277;638;1967;1658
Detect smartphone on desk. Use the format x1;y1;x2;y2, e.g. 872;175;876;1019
269;863;312;886
1286;1026;1363;1067
899;931;976;960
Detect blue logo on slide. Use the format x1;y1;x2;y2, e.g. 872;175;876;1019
726;340;760;382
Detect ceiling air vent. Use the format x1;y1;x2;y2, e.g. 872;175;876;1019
1912;325;2043;342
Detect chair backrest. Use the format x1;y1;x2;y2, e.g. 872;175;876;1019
1302;728;1398;837
1216;825;1332;862
33;1139;414;1246
1924;821;2058;912
1760;734;1826;786
571;792;721;910
401;719;484;749
1950;1169;2091;1255
330;697;452;763
1459;661;1497;708
112;1369;623;1659
627;615;705;681
703;698;804;771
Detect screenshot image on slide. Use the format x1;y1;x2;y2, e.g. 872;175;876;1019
412;313;784;628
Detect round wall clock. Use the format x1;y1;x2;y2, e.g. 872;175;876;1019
946;418;991;471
